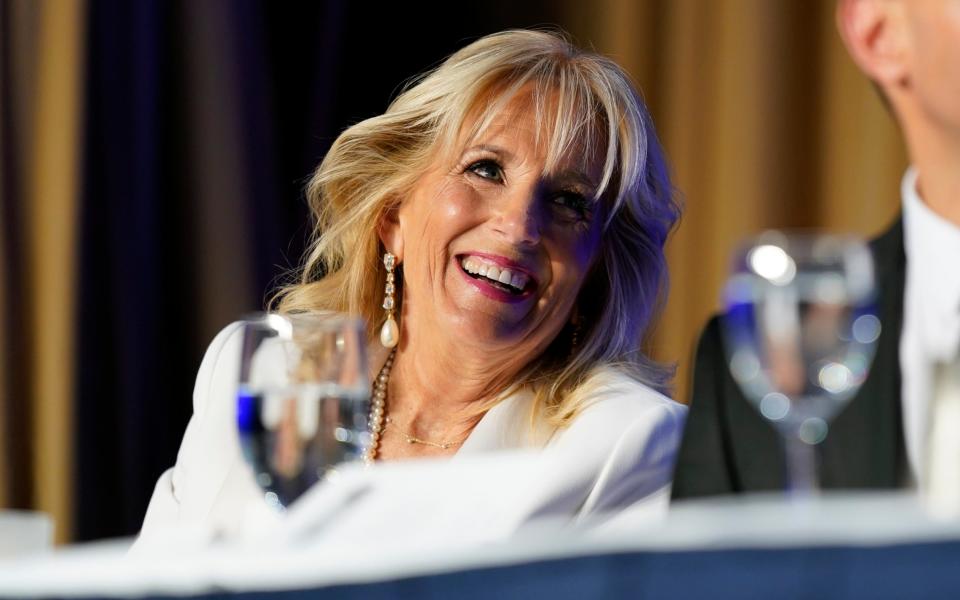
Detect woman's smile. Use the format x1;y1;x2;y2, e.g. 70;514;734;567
456;253;537;303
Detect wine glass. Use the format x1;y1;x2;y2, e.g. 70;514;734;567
236;313;370;510
721;232;880;497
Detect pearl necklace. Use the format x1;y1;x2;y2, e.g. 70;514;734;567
362;348;465;464
363;349;394;465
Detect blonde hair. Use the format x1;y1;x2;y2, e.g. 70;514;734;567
274;29;680;425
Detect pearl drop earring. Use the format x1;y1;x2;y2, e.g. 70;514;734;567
380;252;399;348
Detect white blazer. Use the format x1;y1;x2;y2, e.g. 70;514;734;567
136;322;687;546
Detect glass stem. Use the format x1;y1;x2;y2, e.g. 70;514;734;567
784;435;819;499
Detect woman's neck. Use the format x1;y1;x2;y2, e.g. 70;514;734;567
385;336;509;438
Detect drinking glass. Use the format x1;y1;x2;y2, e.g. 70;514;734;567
236;313;370;510
721;232;880;497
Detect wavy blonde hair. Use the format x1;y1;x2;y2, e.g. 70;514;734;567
274;29;680;426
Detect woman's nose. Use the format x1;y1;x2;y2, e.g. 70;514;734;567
491;189;542;246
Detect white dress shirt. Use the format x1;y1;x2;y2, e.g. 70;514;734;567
135;321;687;549
899;167;960;486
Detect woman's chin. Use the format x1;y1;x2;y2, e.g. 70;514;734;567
438;311;534;351
409;285;545;353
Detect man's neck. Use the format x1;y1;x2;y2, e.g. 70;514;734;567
903;115;960;227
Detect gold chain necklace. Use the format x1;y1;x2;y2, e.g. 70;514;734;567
362;349;464;464
383;416;463;450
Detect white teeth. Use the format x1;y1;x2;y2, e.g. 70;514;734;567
459;256;531;291
463;257;489;277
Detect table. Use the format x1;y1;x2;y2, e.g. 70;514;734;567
2;493;960;599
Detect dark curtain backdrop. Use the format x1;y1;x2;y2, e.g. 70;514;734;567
72;0;560;541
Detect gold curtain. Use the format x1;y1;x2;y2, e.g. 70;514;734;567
564;0;907;402
0;0;85;544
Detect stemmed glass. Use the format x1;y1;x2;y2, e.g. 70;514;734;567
721;232;880;497
236;313;370;510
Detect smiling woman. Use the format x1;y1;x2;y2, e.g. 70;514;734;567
137;29;687;541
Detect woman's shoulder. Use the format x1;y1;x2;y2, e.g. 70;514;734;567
191;321;246;415
577;366;687;422
198;320;246;368
205;321;246;361
545;365;686;455
541;366;687;517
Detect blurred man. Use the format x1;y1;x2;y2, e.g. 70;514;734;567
672;0;960;498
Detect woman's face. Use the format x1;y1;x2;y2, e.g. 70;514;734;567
381;94;605;361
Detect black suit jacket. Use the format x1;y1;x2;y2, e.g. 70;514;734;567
672;219;909;499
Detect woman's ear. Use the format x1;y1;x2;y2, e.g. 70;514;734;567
377;204;404;262
836;0;911;89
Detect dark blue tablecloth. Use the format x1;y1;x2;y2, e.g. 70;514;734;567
112;539;960;600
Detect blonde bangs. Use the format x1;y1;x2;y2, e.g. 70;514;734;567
428;53;631;216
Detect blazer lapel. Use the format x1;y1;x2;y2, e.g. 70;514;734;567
455;389;555;456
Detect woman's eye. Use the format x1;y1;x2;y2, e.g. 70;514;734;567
552;191;592;222
467;160;503;182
